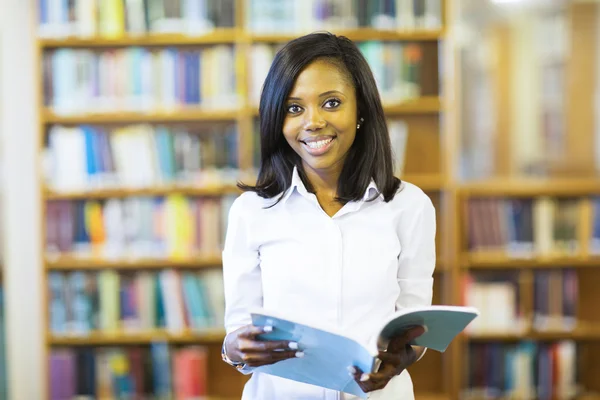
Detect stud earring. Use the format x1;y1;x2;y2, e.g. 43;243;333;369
357;117;364;129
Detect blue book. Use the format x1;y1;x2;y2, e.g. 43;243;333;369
251;305;479;399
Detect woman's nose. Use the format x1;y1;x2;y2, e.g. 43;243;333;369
303;108;326;131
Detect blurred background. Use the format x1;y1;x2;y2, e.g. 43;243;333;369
1;0;600;399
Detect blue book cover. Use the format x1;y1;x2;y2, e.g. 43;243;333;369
250;305;479;398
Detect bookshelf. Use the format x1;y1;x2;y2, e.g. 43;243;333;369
453;1;600;398
34;0;452;398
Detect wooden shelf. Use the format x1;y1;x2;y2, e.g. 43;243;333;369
459;177;600;197
38;29;444;49
44;184;241;200
251;29;444;43
48;329;226;345
38;29;240;48
463;251;600;268
42;108;241;124
415;393;451;400
45;254;223;270
466;325;600;341
384;96;442;114
402;173;446;191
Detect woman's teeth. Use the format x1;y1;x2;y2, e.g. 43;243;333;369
305;138;333;149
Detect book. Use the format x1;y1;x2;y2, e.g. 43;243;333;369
250;305;479;398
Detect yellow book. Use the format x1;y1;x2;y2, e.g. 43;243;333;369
99;270;120;333
85;201;106;256
98;0;125;39
166;195;194;259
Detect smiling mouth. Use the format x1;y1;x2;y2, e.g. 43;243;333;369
299;136;336;156
300;137;334;149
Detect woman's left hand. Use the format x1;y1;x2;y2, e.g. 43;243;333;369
350;325;426;393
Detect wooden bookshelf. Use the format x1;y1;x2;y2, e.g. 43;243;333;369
41;108;242;124
35;0;452;398
452;1;600;396
460;178;600;197
47;329;226;345
463;252;600;269
45;254;223;270
250;28;445;43
466;325;600;341
44;184;241;200
38;28;444;49
38;29;241;48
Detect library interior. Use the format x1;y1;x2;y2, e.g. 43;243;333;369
1;0;600;399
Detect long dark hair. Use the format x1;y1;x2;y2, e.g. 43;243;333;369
239;32;401;204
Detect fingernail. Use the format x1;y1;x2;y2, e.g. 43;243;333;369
288;341;298;350
347;366;357;375
360;373;369;382
295;351;304;358
263;326;273;333
422;325;428;333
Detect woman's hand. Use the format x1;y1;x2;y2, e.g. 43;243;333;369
350;326;426;393
224;324;303;367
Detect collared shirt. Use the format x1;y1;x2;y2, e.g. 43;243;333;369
222;167;437;400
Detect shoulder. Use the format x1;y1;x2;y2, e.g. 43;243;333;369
388;180;435;213
228;191;279;220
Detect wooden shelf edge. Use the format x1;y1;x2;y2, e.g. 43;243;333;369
402;173;446;191
465;325;600;341
414;393;451;400
47;329;226;345
42;108;242;124
38;28;445;48
45;254;223;270
251;29;445;43
38;29;241;48
459;178;600;197
463;251;600;268
43;184;242;200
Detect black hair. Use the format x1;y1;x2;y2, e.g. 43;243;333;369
238;31;401;204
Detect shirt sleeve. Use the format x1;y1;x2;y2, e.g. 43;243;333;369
222;195;263;334
395;190;437;310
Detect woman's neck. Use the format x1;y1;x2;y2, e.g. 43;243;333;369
302;162;342;199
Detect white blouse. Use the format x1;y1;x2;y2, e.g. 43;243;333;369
222;167;437;400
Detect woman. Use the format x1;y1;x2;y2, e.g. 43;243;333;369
221;32;436;399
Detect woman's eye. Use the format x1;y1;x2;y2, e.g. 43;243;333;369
324;99;341;109
287;104;303;114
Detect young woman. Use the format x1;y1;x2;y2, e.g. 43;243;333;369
220;32;436;399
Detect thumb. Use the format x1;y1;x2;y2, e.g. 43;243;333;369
388;325;426;352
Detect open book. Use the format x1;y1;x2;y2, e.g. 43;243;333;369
250;305;479;398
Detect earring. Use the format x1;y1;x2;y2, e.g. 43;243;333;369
357;117;364;129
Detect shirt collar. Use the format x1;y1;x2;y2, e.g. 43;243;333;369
281;166;382;204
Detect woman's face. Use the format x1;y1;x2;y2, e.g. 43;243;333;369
282;59;358;175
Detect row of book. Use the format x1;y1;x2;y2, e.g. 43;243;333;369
464;341;577;400
49;269;224;335
249;42;424;106
43;46;239;115
466;197;600;256
38;0;443;39
247;0;443;33
44;43;431;116
50;343;207;399
38;0;235;38
464;269;578;335
46;195;236;258
45;124;239;192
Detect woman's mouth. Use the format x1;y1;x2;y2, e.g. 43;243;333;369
300;136;336;156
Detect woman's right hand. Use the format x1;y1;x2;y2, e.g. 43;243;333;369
224;324;303;367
